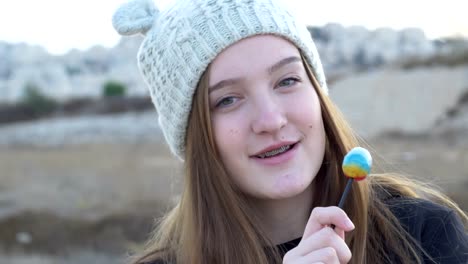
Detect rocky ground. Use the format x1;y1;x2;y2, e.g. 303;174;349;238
0;112;175;263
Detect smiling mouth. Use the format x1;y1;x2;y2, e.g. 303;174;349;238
255;143;297;159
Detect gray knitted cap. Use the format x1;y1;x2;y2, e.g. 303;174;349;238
112;0;328;160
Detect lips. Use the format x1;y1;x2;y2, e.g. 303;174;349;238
251;141;299;166
252;141;298;158
256;144;292;158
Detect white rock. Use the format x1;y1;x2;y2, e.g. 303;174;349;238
15;232;32;245
329;65;468;138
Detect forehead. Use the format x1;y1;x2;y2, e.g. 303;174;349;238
209;35;301;83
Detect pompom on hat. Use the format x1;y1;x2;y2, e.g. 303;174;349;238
112;0;328;160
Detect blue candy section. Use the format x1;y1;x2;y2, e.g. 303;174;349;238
342;147;372;175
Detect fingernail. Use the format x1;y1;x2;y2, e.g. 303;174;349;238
345;218;355;229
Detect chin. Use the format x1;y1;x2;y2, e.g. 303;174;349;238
269;173;312;199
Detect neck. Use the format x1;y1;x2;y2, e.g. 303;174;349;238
250;185;313;245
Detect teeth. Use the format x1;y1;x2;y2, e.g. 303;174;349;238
258;145;291;158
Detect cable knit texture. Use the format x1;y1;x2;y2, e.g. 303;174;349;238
112;0;328;160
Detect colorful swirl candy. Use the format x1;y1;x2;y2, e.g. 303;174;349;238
337;147;372;209
342;147;372;181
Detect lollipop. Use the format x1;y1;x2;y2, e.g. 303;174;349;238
337;147;372;209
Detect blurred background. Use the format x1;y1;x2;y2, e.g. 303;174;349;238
0;0;467;263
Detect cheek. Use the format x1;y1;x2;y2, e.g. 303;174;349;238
288;89;322;127
212;114;247;160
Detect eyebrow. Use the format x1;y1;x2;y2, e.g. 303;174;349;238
268;56;301;75
209;77;243;94
208;56;301;93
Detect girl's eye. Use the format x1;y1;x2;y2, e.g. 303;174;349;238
215;96;237;108
278;77;300;88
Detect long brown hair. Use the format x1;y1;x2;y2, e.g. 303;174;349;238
132;52;468;264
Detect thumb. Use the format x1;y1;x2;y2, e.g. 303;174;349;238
303;206;354;239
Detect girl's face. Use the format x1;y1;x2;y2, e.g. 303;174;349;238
208;35;326;200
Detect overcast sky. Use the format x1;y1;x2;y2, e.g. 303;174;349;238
0;0;466;55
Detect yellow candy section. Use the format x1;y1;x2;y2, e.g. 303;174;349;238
342;164;368;179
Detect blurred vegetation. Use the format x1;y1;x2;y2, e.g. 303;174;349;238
0;95;153;125
102;80;127;97
400;48;468;69
19;83;58;117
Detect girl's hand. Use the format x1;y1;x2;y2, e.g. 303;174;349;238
282;206;355;264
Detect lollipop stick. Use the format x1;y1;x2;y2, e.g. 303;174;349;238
338;178;354;209
331;179;354;229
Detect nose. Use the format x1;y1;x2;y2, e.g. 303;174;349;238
251;96;287;134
